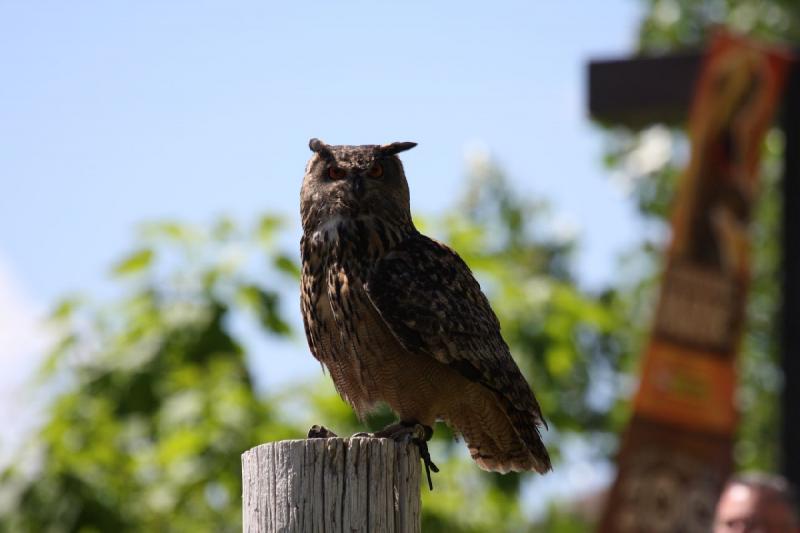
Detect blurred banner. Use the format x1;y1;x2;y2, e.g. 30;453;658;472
599;32;791;533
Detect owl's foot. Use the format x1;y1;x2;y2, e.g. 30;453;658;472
371;422;439;491
307;424;338;439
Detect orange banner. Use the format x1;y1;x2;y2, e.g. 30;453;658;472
634;341;736;433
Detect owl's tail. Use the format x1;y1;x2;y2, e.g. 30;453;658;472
448;394;552;474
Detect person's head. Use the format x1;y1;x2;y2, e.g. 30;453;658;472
714;472;800;533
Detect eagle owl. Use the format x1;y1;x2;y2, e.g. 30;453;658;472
300;138;551;475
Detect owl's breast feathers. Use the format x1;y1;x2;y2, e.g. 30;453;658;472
300;219;551;473
300;216;414;411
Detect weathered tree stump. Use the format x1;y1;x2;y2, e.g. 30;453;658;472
242;437;421;533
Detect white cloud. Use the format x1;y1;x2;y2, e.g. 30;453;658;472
0;256;51;466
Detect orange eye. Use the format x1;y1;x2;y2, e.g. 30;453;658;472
328;166;347;180
367;163;383;178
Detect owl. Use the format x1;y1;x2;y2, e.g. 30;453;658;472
300;138;551;477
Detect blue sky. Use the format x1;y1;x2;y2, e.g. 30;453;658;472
1;1;642;302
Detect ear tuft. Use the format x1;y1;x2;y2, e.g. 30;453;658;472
309;138;326;152
377;142;417;156
309;138;335;161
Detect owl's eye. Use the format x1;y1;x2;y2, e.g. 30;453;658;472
328;167;347;180
367;163;384;178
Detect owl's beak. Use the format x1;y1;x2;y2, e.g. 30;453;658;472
350;175;365;198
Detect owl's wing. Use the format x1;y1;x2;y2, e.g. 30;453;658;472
364;232;548;435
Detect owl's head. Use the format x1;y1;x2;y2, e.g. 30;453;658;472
300;138;417;232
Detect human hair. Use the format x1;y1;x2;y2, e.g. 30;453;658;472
727;472;799;522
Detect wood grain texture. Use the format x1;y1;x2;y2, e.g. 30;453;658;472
242;438;420;533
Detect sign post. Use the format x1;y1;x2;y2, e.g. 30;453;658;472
590;33;792;532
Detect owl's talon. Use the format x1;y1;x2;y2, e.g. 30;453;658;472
415;438;439;491
370;422;438;490
308;425;338;439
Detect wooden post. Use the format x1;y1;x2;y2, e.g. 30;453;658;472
780;58;800;490
242;438;421;533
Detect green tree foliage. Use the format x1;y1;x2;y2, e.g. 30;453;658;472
0;158;633;531
637;0;800;53
0;218;299;532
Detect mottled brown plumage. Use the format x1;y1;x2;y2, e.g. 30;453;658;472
300;139;551;474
